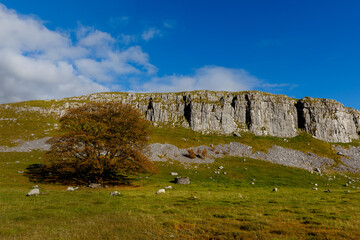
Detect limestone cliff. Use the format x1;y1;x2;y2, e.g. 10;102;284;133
6;90;360;143
82;91;360;143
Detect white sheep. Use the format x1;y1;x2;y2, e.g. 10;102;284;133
164;186;172;189
110;191;121;196
26;188;40;196
273;188;278;192
156;189;166;194
67;187;75;191
171;172;178;176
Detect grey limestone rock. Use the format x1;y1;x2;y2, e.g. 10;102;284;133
175;177;190;184
4;90;359;143
297;97;359;142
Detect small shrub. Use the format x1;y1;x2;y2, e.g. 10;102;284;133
187;148;196;159
200;149;208;159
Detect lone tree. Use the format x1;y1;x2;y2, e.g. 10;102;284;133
41;102;156;185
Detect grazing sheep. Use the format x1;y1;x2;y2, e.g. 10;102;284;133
156;189;166;194
218;166;224;170
273;188;278;192
67;187;75;191
26;188;40;196
171;172;178;176
164;186;172;189
312;188;318;190
110;191;121;196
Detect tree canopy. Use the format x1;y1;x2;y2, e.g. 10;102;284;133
39;102;156;185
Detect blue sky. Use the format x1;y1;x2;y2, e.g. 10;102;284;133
0;0;359;109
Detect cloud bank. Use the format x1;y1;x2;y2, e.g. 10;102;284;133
0;4;282;104
0;4;155;103
138;66;259;92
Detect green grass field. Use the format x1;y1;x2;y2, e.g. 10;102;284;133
1;102;360;239
0;151;359;239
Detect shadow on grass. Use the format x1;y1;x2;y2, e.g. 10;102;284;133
24;163;52;183
24;163;135;186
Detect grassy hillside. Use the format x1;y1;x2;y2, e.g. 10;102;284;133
0;151;359;239
1;99;360;239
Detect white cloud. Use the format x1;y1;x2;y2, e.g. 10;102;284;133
0;4;284;104
0;49;108;103
163;20;176;29
0;4;155;103
119;34;137;45
141;27;162;41
137;66;260;92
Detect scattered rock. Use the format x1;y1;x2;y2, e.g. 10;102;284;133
175;177;190;184
89;183;102;189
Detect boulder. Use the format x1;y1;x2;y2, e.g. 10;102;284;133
175;177;190;184
89;183;102;189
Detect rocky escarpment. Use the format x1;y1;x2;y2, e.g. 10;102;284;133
2;90;360;143
88;91;359;143
296;97;360;142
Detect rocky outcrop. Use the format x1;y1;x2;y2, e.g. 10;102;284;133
296;97;359;142
147;142;335;171
3;90;359;143
241;92;298;137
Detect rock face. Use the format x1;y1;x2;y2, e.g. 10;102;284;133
296;97;360;142
4;90;359;143
87;91;302;138
85;90;358;143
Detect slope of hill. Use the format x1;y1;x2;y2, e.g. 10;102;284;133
1;91;359;173
0;91;360;239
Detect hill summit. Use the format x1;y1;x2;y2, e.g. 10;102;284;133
7;90;357;143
